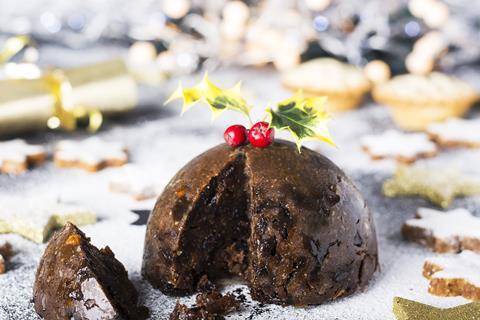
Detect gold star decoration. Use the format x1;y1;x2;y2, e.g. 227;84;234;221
383;165;480;208
0;197;96;243
393;297;480;320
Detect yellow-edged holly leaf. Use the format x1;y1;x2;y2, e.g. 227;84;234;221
164;73;251;119
267;91;335;152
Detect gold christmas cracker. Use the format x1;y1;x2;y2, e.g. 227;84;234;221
0;59;137;136
0;35;29;64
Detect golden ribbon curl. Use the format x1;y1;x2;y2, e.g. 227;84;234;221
44;70;103;132
0;35;103;132
0;35;29;64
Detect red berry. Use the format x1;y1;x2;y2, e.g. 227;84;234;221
224;124;248;147
248;121;275;148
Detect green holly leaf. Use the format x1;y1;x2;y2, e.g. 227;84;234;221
165;74;251;119
267;92;335;152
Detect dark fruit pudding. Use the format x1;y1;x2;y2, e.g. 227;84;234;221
142;140;378;305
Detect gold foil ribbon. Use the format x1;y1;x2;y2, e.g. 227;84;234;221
44;70;103;132
0;35;29;64
1;36;109;133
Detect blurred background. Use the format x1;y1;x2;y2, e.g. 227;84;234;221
2;0;480;72
0;0;479;139
1;2;480;318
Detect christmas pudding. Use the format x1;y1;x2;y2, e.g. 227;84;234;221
142;76;378;305
33;223;148;320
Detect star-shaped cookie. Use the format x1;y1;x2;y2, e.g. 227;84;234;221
0;139;47;174
109;165;166;201
393;297;480;320
424;250;480;301
54;137;128;172
402;207;480;253
361;130;438;163
0;197;96;243
383;165;480;208
427;118;480;148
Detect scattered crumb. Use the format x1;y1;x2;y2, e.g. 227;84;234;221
196;275;217;292
170;290;240;320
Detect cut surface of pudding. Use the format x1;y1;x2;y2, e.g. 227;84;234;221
142;140;378;305
172;153;251;292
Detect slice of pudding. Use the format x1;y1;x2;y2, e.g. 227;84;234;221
33;223;148;320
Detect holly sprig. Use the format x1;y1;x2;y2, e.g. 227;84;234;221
266;92;335;151
165;74;334;152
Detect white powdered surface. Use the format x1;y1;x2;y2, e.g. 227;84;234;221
361;130;437;159
406;207;480;240
0;65;479;320
426;250;480;287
